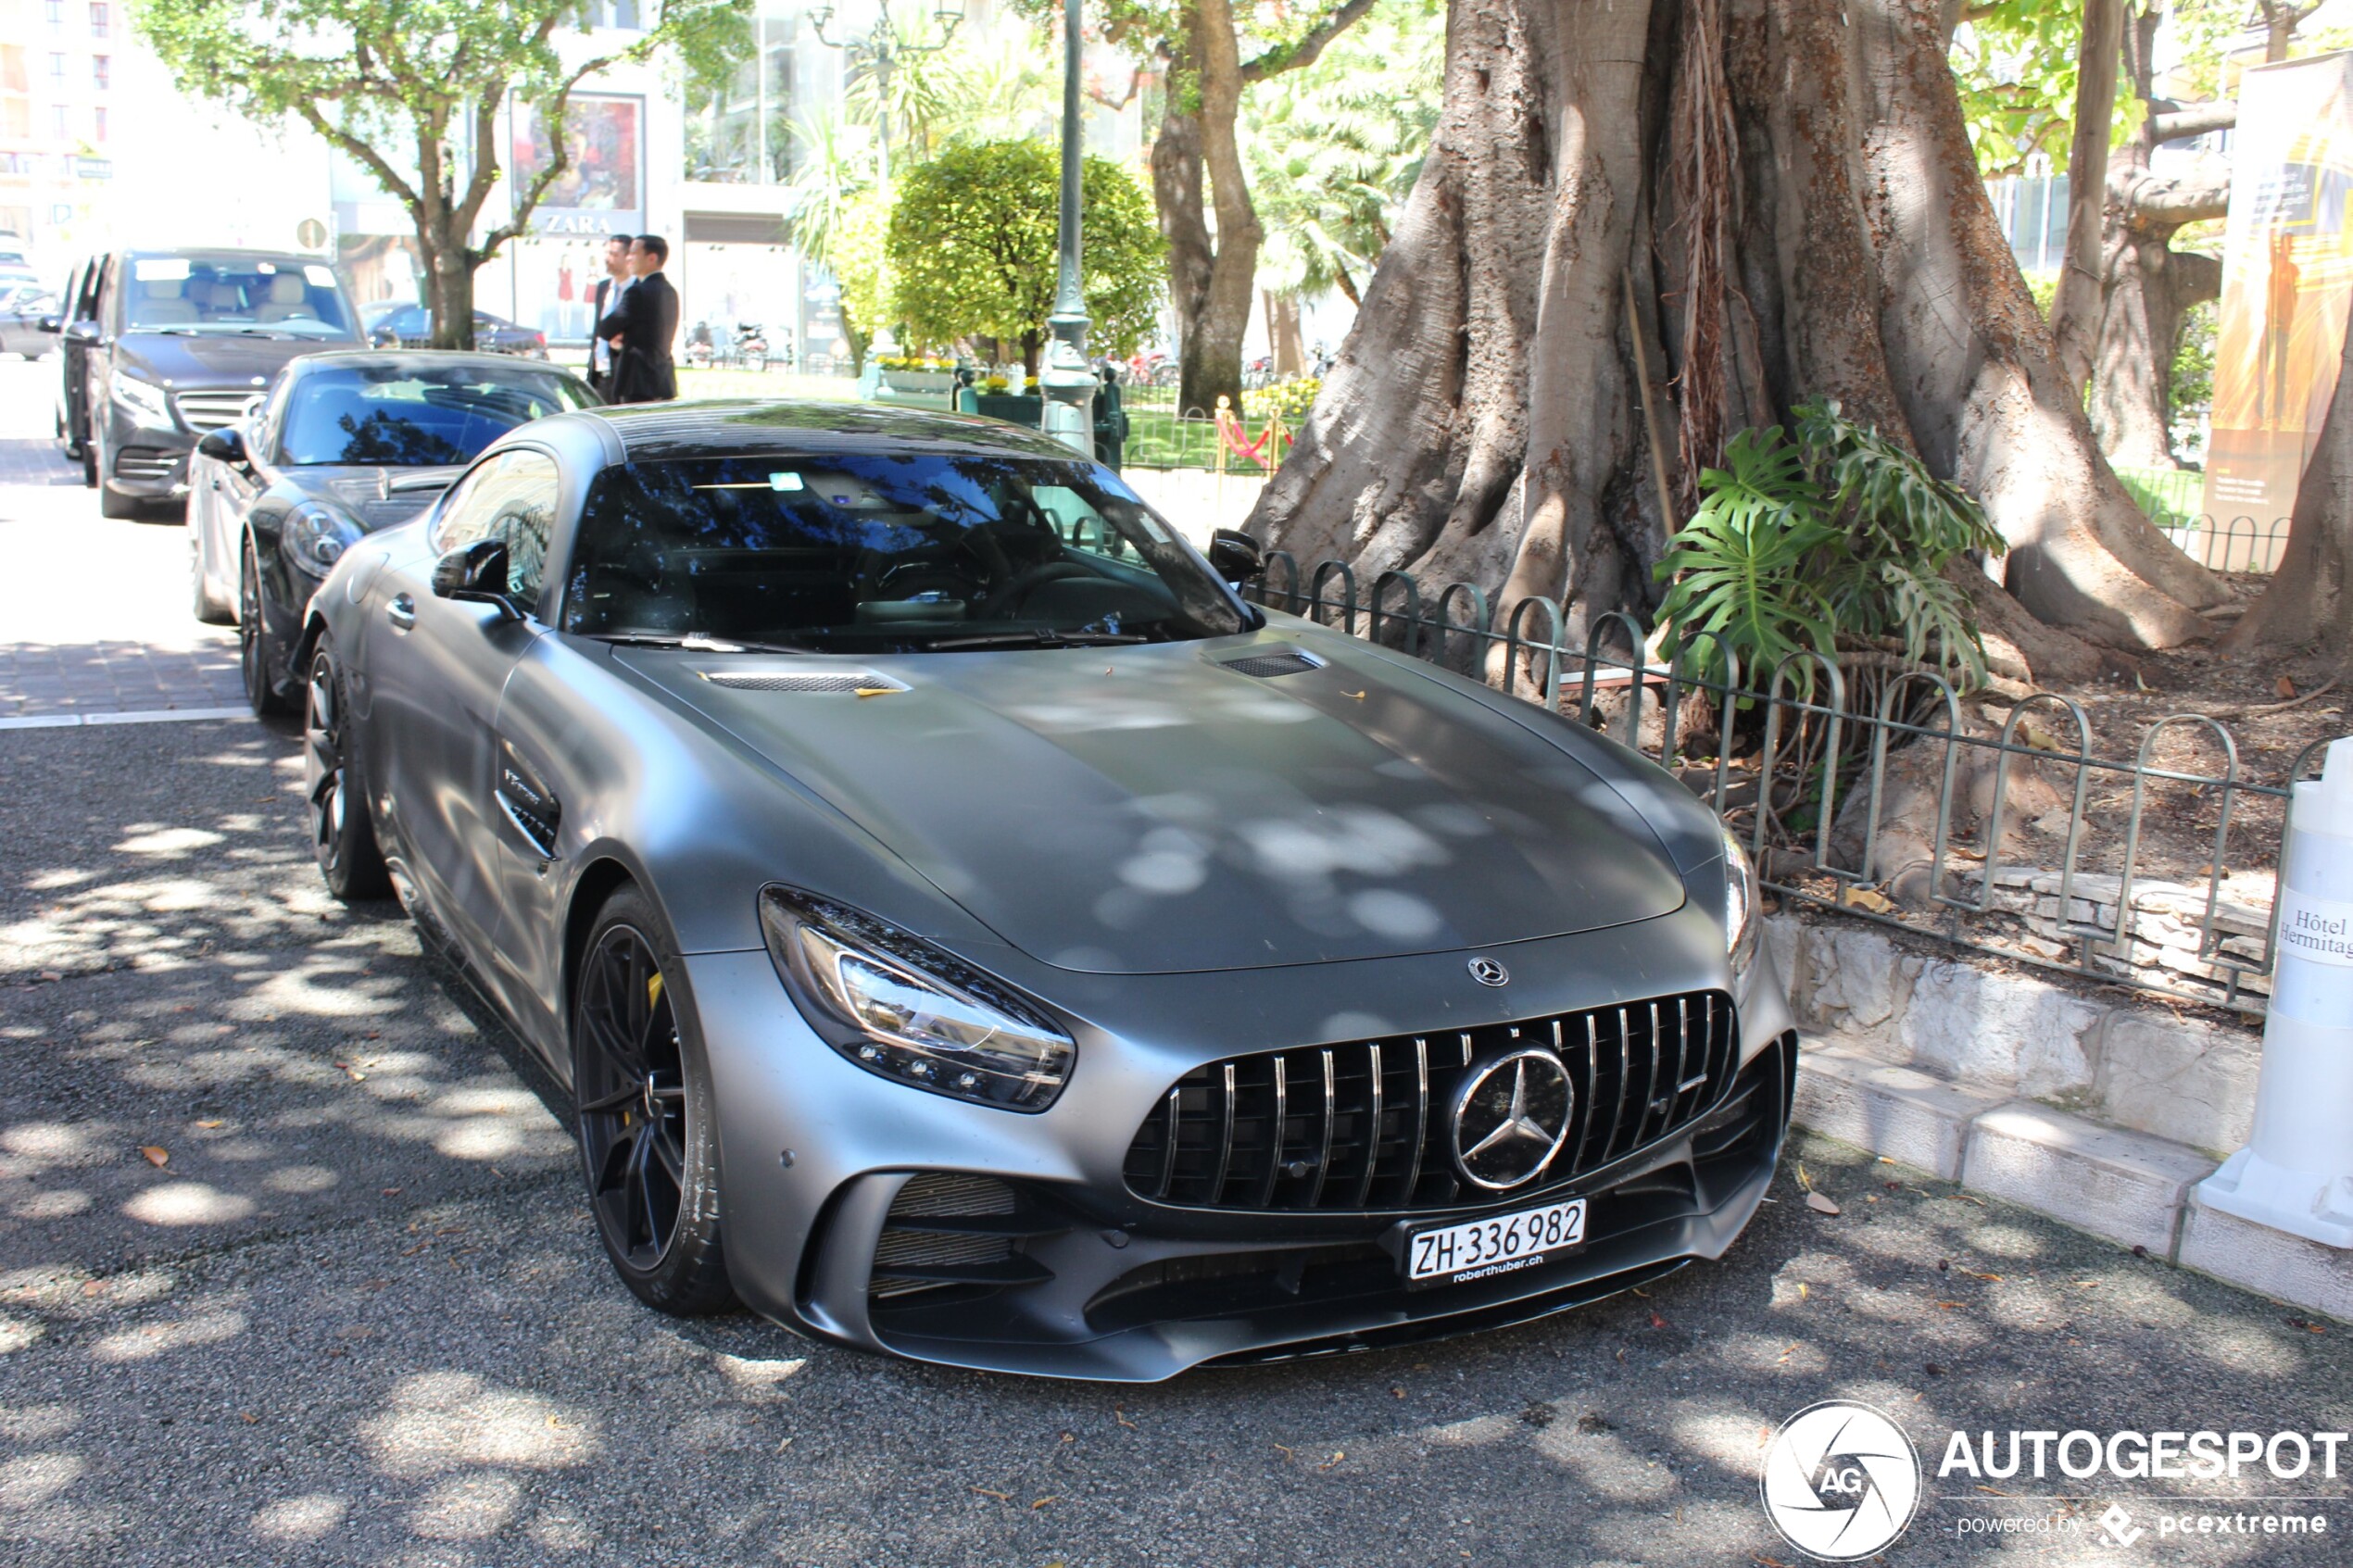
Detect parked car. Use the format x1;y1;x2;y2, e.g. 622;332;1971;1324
195;349;598;707
46;248;365;517
283;398;1795;1379
0;284;59;358
363;301;549;358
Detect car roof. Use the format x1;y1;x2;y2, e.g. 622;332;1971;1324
119;247;333;266
575;398;1085;463
290;348;581;376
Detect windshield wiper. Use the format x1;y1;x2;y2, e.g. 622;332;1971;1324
588;632;819;656
922;629;1151;651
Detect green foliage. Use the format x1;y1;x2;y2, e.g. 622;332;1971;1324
886;139;1164;358
1242;375;1321;422
136;0;749;262
1654;401;2008;689
2171;296;2217;437
1246;0;1443;300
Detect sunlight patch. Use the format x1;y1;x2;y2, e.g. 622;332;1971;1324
122;1181;256;1226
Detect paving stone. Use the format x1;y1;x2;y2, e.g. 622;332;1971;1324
1793;1035;2007;1181
2179;1194;2353;1323
1960;1101;2217;1257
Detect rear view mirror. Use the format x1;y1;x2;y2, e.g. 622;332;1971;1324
1208;528;1265;584
431;539;522;620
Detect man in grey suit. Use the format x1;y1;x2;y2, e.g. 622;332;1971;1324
585;233;632;396
598;234;678;405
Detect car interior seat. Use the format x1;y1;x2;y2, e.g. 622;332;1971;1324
130;280;199;325
255;273;318;322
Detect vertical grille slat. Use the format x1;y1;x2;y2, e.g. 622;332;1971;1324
1352;1043;1385;1208
1128;990;1736;1212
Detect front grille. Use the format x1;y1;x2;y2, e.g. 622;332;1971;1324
173;391;261;433
702;670;906;694
112;446;177;482
869;1173;1055;1300
1219;649;1322;678
1122;990;1739;1213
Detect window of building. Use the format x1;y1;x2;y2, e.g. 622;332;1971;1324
91;55;107;89
48;53;68;84
45;1;64;31
51;103;69;139
93;105;106;141
89;1;110;35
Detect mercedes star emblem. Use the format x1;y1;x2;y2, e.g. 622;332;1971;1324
1467;956;1509;986
1449;1047;1574;1189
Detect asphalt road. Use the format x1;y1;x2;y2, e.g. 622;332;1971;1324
0;369;2347;1566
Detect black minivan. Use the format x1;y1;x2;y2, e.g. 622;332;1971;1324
46;249;363;517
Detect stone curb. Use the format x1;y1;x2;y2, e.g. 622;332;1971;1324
1792;1033;2351;1323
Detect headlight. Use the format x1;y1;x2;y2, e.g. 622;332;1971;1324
284;500;363;574
1721;822;1760;973
109;370;171;425
759;886;1075;1110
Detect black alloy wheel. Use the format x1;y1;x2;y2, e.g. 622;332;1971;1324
573;888;735;1315
239;546;289;717
303;636;389;900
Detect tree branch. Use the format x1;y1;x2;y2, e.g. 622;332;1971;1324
2115;168;2231;229
1240;0;1379;83
2149;101;2236;143
291;99;421;211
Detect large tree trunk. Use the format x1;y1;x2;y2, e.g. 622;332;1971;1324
2088;9;2230;469
1252;0;2223;665
421;219;476;352
2048;0;2126;393
2220;319;2353;662
1151;0;1262;415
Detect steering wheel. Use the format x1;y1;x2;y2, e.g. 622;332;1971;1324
977;560;1098;620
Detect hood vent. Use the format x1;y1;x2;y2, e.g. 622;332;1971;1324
701;670;909;694
1218;647;1323;679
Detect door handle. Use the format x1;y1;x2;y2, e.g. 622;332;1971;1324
386;593;417;631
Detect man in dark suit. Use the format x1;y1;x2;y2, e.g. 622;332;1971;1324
585;233;631;395
598;233;678;404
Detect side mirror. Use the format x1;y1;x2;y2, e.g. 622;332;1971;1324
37;314;59;334
195;427;247;467
1207;528;1265;584
61;320;97;345
431;539;522;620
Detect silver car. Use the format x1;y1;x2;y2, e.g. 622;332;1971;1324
294;399;1796;1380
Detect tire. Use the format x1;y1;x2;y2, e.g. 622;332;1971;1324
572;885;736;1316
238;546;291;717
302;633;390;900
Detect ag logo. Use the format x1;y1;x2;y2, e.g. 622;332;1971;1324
1759;1400;1921;1562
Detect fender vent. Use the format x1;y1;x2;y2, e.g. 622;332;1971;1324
1218;649;1322;679
701;670;908;694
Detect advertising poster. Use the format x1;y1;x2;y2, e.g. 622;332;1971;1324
511;94;645;236
2202;52;2353;534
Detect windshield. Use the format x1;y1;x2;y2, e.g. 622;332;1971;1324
561;453;1249;651
280;364;596;466
123;256;358;338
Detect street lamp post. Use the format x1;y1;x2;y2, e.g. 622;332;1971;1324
1038;0;1095;454
806;0;966;192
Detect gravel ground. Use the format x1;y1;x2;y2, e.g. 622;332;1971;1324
3;720;2349;1568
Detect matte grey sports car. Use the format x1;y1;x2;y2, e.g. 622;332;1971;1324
294;399;1796;1380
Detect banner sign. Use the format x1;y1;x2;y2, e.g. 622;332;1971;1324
2203;53;2353;528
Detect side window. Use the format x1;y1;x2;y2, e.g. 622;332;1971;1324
433;449;561;608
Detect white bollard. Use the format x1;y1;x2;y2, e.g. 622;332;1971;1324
2197;735;2353;1247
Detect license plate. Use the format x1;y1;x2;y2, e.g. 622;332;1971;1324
1404;1198;1586;1289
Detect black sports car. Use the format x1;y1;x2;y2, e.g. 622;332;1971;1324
192;349;598;709
289;398;1796;1380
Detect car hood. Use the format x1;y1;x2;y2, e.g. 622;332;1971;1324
622;636;1687;975
116;330;357;389
283;465;464;532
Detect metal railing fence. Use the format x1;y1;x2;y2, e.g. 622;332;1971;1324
2152;514;2292;573
1249;552;2342;1017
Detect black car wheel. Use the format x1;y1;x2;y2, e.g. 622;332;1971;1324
94;426;141;519
239;546;290;716
303;635;390;900
573;887;736;1316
